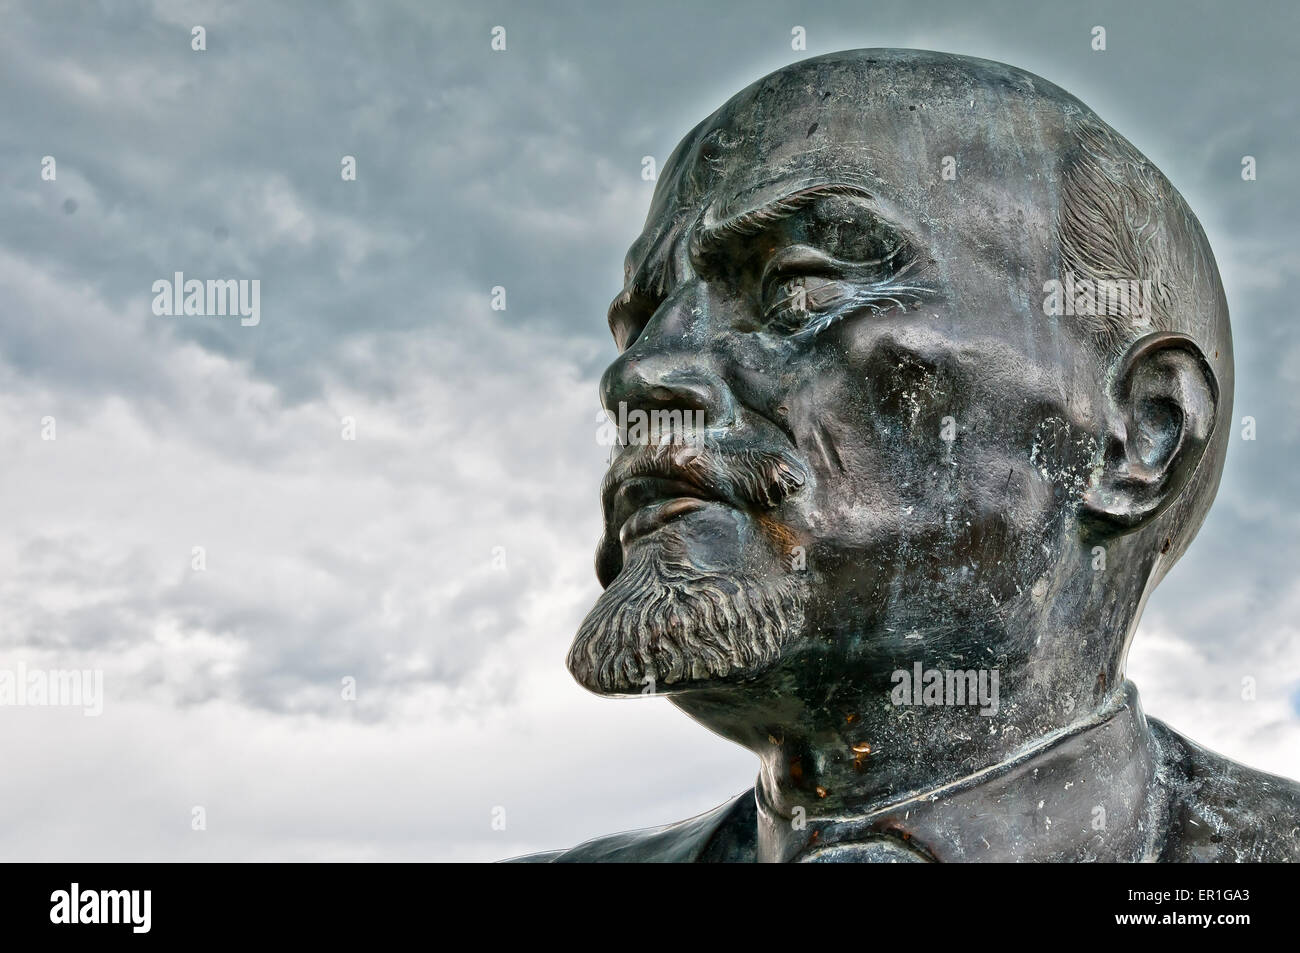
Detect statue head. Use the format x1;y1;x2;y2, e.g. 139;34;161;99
568;50;1231;748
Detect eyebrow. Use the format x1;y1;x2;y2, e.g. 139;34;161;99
608;182;879;348
687;182;875;265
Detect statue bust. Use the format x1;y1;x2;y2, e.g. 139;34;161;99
510;49;1300;862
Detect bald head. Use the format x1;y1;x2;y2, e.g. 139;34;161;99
635;49;1230;577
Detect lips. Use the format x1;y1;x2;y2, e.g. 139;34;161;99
612;476;719;544
596;442;808;583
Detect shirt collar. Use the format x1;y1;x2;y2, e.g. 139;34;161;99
756;682;1162;862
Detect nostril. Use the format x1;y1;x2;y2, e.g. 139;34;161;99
602;353;736;429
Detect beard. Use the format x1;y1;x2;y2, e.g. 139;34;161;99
567;528;808;696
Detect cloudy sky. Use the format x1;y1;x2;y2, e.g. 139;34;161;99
0;0;1296;861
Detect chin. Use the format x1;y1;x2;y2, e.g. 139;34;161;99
567;527;807;696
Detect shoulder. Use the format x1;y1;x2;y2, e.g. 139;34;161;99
501;789;757;863
1148;717;1300;862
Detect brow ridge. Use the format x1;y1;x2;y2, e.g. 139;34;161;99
688;183;875;264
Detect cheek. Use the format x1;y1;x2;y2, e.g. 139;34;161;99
788;327;968;513
783;326;1069;566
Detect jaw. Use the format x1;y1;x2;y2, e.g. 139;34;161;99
569;516;809;697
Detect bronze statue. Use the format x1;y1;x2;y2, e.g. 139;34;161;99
510;49;1300;862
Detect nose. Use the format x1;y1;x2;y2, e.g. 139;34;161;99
599;288;736;432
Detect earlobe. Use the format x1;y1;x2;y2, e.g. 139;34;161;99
1081;332;1218;533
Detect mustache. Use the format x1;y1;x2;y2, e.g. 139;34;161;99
600;439;808;517
596;439;808;588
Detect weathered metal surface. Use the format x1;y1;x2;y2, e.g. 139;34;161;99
509;49;1299;863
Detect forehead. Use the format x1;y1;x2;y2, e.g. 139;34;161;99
627;53;1075;283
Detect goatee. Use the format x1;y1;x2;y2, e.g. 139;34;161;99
567;530;807;696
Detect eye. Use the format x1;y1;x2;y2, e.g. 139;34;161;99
761;272;844;333
757;241;930;337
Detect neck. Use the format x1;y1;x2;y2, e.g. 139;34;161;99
761;682;1154;862
671;641;1130;861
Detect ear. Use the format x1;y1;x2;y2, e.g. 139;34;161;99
1082;331;1218;533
